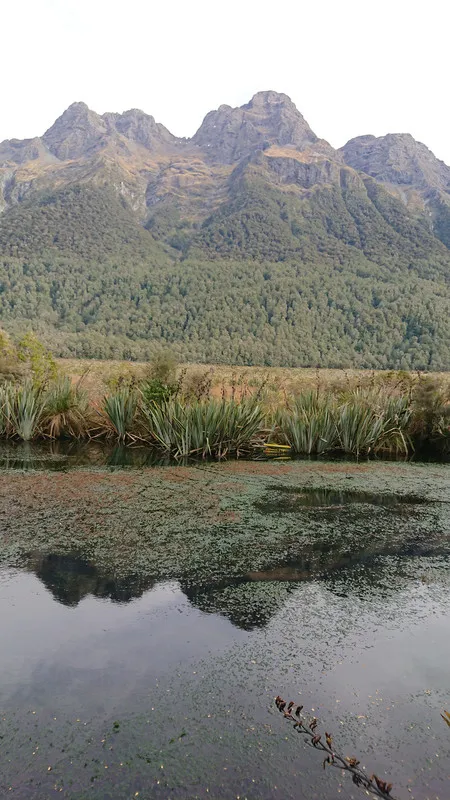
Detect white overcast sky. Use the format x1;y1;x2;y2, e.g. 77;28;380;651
1;0;449;163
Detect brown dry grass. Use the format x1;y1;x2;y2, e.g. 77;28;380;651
57;358;450;404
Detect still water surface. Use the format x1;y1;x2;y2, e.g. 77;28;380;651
0;449;449;799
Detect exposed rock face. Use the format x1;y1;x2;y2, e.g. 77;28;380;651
43;102;108;160
0;136;58;166
40;103;180;162
103;108;178;151
264;154;342;188
0;137;41;165
341;133;450;194
192;90;320;164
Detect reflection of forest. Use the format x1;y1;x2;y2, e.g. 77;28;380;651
182;549;450;629
255;485;429;512
27;553;156;606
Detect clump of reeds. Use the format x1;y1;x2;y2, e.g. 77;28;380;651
274;389;411;457
336;390;411;457
41;377;89;439
409;376;450;455
100;386;139;443
0;384;12;437
0;380;46;441
140;397;265;458
274;391;338;455
0;378;90;441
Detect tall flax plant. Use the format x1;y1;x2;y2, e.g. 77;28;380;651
275;392;338;455
337;390;411;456
102;386;138;442
0;385;12;436
41;377;89;438
410;377;450;454
6;380;46;441
141;398;264;458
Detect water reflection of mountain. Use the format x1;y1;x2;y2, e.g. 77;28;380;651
27;553;156;606
181;580;292;630
181;552;450;630
25;529;450;629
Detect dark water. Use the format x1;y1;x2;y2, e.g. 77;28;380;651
0;440;447;472
0;460;449;799
0;440;172;470
256;484;431;511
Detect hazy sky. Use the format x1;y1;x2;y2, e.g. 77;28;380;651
2;0;449;163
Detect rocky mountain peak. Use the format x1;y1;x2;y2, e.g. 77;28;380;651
192;90;319;164
243;90;295;109
0;136;47;166
341;133;450;193
43;102;107;160
63;101;92;116
103;108;177;150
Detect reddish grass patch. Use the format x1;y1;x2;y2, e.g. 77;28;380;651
216;511;242;523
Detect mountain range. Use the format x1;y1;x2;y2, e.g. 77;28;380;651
0;91;449;368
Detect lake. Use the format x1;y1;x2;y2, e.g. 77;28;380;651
0;445;449;799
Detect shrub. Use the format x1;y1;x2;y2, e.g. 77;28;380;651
140;378;177;407
17;332;57;387
0;329;26;384
179;368;214;402
149;349;178;386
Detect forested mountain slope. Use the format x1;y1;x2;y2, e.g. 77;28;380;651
0;92;449;368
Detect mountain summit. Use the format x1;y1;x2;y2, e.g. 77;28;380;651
42;102;108;160
192;90;321;163
341;133;450;192
0;92;449;369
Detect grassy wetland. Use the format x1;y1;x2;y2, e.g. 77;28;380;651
0;334;449;459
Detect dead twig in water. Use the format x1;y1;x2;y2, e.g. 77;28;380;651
275;696;397;799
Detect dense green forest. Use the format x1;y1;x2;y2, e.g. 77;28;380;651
0;183;449;368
